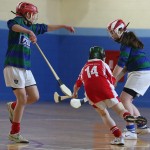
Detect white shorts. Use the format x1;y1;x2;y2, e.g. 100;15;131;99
4;66;36;88
125;71;150;96
85;93;119;110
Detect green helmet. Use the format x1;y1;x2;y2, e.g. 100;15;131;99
89;46;105;60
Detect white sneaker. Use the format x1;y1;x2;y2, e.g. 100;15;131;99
9;133;29;143
7;102;14;123
137;127;150;135
122;131;137;140
110;136;124;145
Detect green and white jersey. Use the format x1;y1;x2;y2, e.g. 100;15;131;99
4;16;48;69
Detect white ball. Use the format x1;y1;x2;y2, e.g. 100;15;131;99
70;99;81;108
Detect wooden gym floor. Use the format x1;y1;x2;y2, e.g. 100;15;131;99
0;102;150;150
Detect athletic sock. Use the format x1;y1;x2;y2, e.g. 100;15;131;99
126;124;135;133
11;102;16;110
110;126;122;137
123;112;131;118
10;122;20;134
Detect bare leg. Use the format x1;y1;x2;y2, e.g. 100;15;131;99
95;108;116;129
26;85;39;104
132;104;140;116
13;88;27;123
13;85;39;123
111;102;129;118
95;107;123;144
120;91;140;116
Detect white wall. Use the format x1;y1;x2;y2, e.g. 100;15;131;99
61;0;150;28
0;0;150;28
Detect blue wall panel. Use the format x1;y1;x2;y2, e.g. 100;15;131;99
31;34;60;102
0;27;150;107
58;35;150;107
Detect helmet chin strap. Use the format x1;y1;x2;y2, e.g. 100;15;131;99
115;32;126;43
11;11;32;26
114;38;121;43
27;13;38;25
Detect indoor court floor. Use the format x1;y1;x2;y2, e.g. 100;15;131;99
0;101;150;150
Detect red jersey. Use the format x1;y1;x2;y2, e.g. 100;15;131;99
75;59;118;104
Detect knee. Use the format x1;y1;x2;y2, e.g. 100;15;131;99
120;96;126;104
30;94;40;103
96;108;108;117
121;99;125;104
100;111;108;117
17;97;28;106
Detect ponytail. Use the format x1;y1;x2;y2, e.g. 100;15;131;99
120;32;144;49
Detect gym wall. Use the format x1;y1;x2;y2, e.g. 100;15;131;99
0;0;150;107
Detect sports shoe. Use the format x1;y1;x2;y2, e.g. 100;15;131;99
110;136;124;145
9;133;29;143
136;126;150;135
125;116;147;126
7;102;14;123
122;131;137;140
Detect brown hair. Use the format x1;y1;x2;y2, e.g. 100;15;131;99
120;32;144;49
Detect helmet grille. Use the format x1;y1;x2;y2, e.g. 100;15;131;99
89;46;105;60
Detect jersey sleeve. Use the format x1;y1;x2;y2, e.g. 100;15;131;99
75;68;84;88
117;45;131;67
31;23;48;35
7;17;48;35
7;19;19;30
104;62;116;85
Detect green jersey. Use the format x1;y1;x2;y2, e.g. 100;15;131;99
4;16;48;69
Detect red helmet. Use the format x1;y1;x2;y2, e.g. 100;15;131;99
16;2;38;16
107;19;127;38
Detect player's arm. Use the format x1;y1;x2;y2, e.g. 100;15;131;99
72;84;80;98
72;78;82;98
12;24;31;34
115;66;127;82
104;62;116;85
47;24;75;33
113;65;123;78
113;46;131;78
72;71;83;98
11;24;37;43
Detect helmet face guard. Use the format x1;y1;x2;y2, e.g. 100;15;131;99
107;19;127;40
16;2;38;24
89;46;105;60
26;12;38;24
